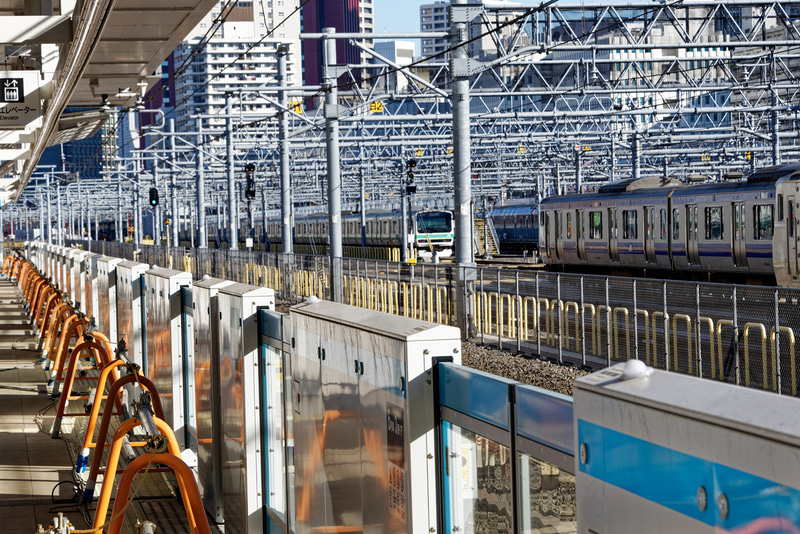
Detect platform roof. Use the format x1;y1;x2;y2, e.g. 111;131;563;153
0;0;219;205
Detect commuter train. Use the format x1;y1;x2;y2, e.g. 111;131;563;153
490;204;539;253
538;163;800;286
265;209;455;261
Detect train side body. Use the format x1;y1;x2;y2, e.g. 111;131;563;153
537;164;800;287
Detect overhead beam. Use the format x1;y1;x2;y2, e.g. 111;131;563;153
0;15;72;44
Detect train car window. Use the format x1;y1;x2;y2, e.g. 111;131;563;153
790;202;795;238
754;205;774;240
567;213;572;239
589;211;602;239
672;209;680;240
623;210;638;239
778;195;784;221
704;207;723;240
383;221;389;233
660;209;667;239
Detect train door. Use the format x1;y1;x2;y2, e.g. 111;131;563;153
555;210;564;260
541;212;552;261
732;202;747;267
608;208;620;262
789;197;799;276
644;207;656;264
576;209;586;261
686;204;700;265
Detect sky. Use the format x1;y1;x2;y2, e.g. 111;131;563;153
373;0;427;34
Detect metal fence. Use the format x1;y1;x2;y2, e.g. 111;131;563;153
72;240;800;397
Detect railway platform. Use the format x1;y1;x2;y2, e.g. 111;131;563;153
0;278;76;532
6;242;800;534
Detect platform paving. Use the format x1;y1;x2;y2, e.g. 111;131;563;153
0;279;91;532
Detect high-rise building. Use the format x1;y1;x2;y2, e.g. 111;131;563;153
158;0;302;132
372;41;415;93
420;1;450;60
300;0;370;89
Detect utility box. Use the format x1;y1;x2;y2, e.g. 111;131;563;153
116;261;150;367
217;283;275;534
82;253;100;321
291;300;461;534
62;249;77;299
96;256;123;343
144;267;193;447
69;250;89;310
192;277;234;525
574;363;800;534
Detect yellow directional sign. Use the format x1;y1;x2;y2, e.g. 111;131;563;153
517;147;526;153
369;101;384;113
415;150;424;156
446;146;453;155
291;101;303;113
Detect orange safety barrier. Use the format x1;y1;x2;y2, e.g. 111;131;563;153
23;268;41;303
43;303;77;371
38;290;61;339
103;453;210;534
30;280;51;323
41;299;68;350
91;418;197;532
83;373;165;502
28;277;47;314
49;314;89;390
75;359;126;473
51;340;114;438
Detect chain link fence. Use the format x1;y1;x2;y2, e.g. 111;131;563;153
67;240;800;396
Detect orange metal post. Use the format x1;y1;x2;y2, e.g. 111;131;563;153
75;358;126;472
92;418;196;532
83;374;165;502
51;340;112;438
104;453;210;534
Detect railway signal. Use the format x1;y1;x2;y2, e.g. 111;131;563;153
245;163;256;200
149;187;158;206
406;159;417;194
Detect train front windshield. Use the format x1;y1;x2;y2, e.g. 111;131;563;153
416;211;452;233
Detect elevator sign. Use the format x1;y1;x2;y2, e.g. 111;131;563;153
0;71;41;129
0;79;22;102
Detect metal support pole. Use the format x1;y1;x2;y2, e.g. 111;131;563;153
574;149;581;192
323;27;343;302
117;179;122;242
632;132;640;180
774;288;781;395
226;93;238;249
167;120;178;248
278;44;292;254
262;190;268;250
46;173;52;244
360;171;366;249
57;185;62;246
196;116;207;248
135;184;142;246
610;135;616;182
38;196;43;241
78;180;83;240
733;286;739;385
771;86;780;166
451;0;473;267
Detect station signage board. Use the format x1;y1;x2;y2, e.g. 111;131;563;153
0;71;41;129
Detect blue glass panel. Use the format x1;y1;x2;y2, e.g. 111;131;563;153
438;363;513;430
515;385;574;456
